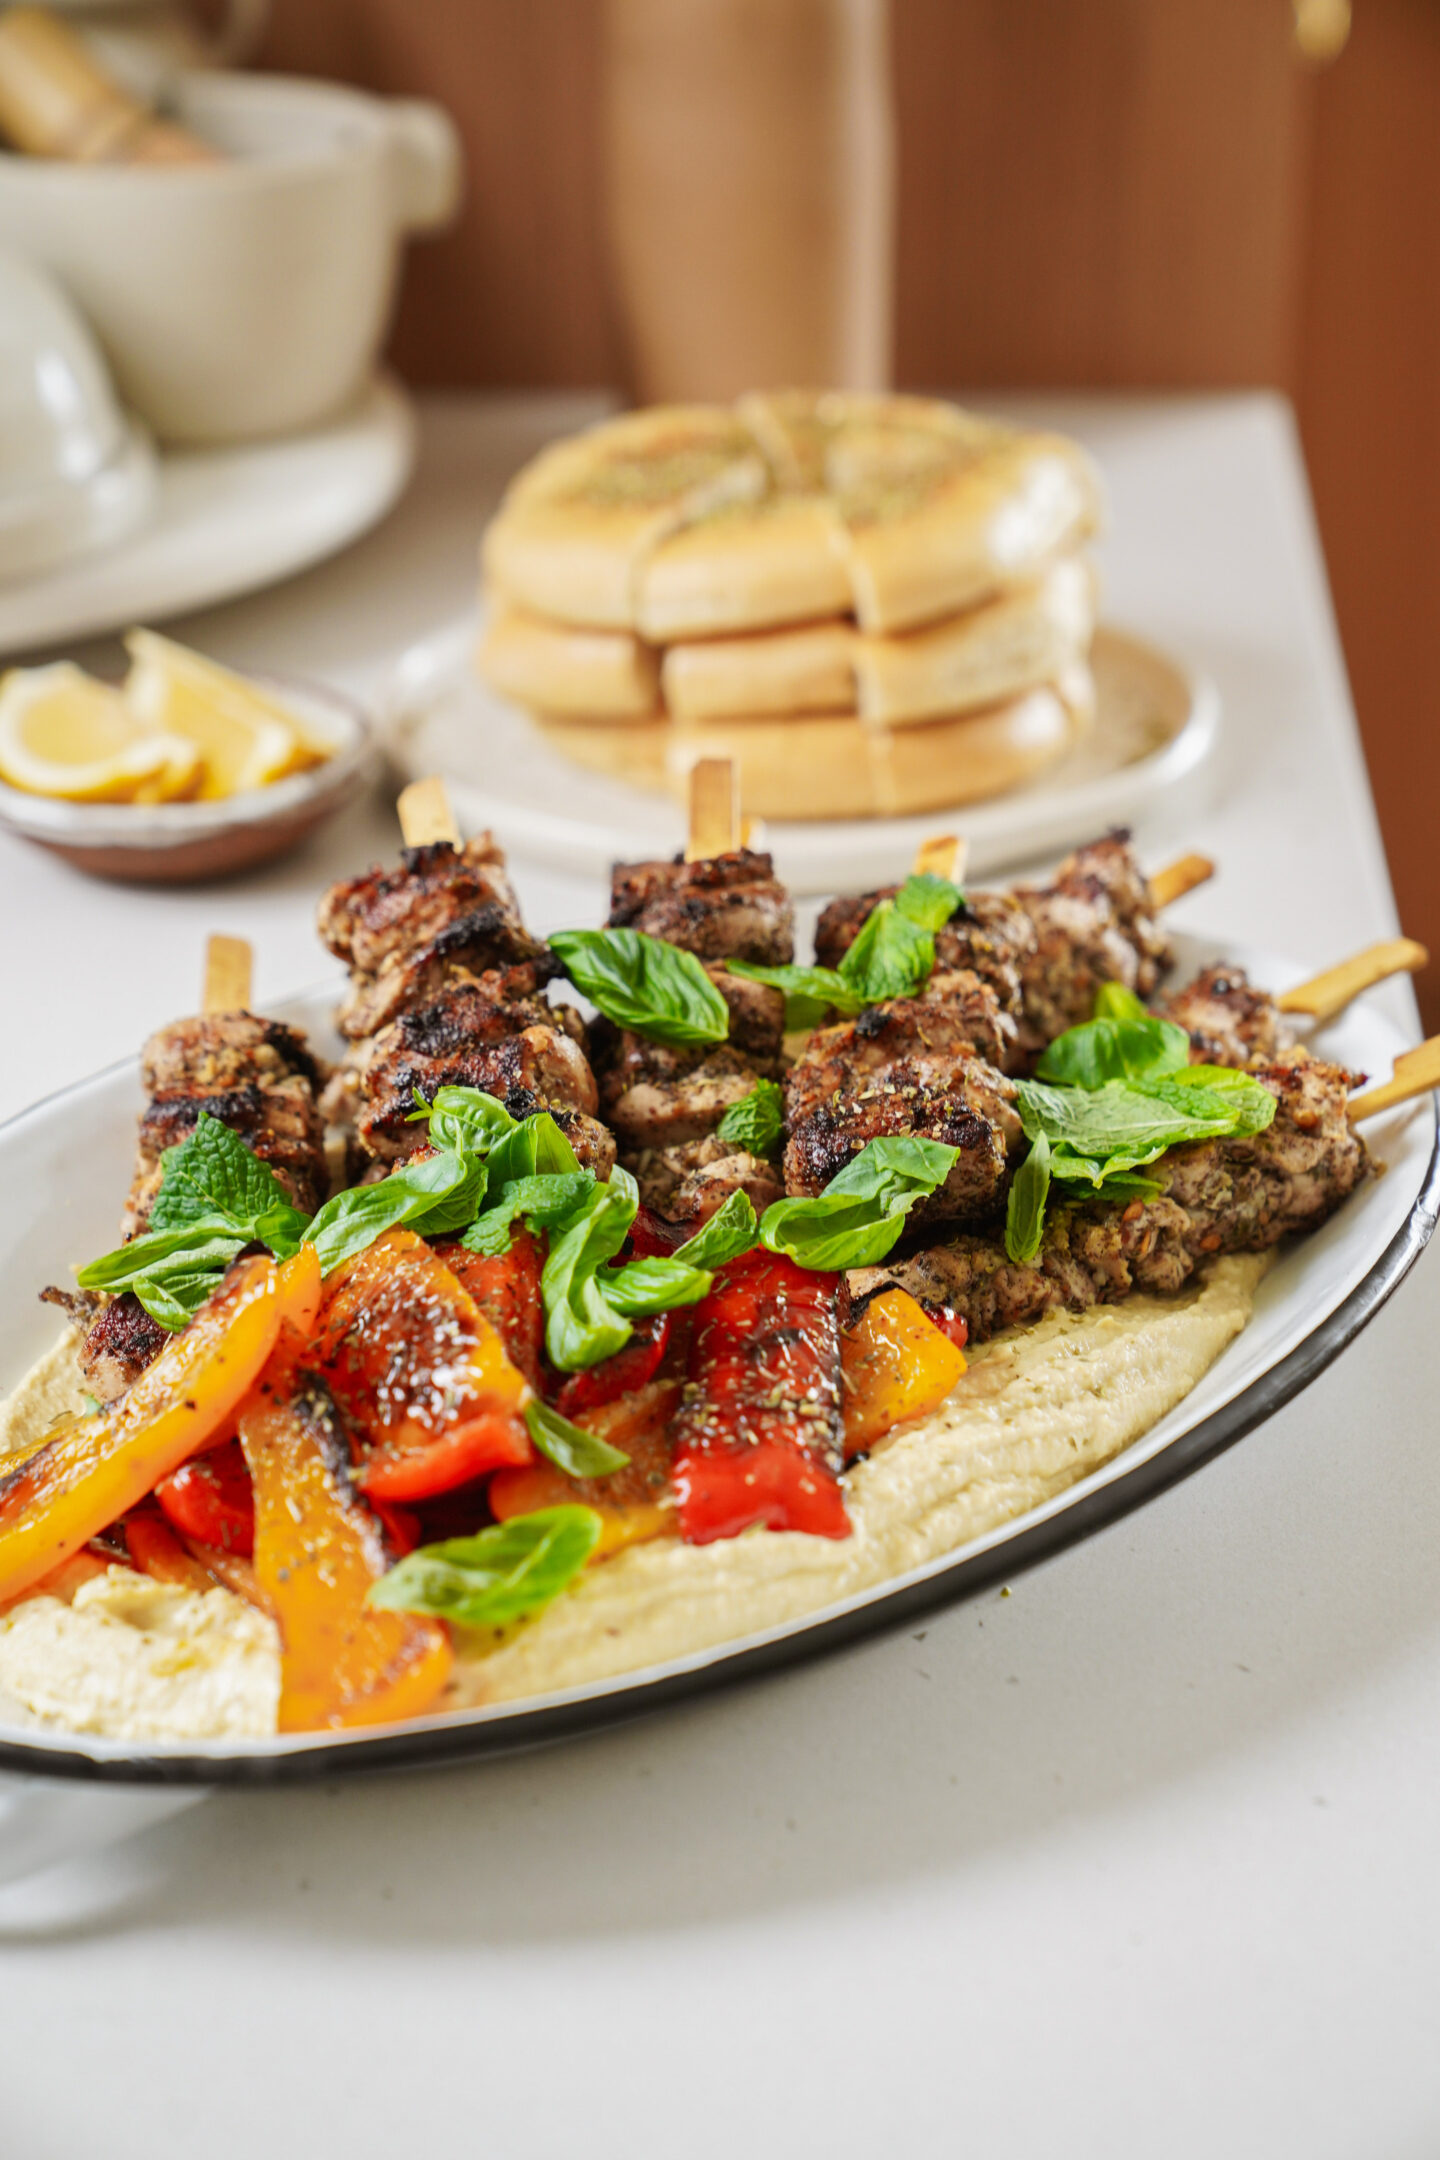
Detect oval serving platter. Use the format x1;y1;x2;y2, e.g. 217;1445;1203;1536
0;932;1433;1784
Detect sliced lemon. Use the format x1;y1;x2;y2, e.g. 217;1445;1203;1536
123;628;319;800
0;664;201;804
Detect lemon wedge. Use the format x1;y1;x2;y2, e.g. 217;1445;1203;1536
123;629;318;800
0;664;201;804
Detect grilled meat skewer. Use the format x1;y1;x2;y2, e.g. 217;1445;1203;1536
814;831;1172;1070
848;1046;1368;1347
590;848;792;1225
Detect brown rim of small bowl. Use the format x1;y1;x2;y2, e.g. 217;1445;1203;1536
0;673;377;872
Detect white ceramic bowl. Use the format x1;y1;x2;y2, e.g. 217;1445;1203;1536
0;674;377;880
0;72;461;446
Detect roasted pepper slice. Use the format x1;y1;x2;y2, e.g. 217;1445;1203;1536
0;1250;319;1606
490;1378;682;1557
552;1312;671;1419
437;1231;545;1390
155;1437;254;1555
671;1249;849;1544
237;1371;452;1731
840;1288;968;1458
314;1229;533;1503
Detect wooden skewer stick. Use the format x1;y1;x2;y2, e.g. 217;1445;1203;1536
1277;938;1429;1022
202;934;252;1016
912;832;968;883
1148;853;1216;910
397;774;460;849
1348;1037;1440;1123
686;756;742;862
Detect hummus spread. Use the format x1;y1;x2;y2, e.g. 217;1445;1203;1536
0;1257;1265;1741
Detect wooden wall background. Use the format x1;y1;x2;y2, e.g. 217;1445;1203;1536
259;0;1440;1024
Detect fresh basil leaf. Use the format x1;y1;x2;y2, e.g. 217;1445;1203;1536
894;871;965;931
541;1168;641;1370
715;1078;785;1155
1015;1077;1249;1172
671;1188;759;1272
524;1398;630;1478
530;1111;582;1175
418;1085;520;1157
147;1111;311;1256
759;1134;960;1270
1036;1008;1191;1089
304;1149;478;1274
460;1172;596;1256
1093;982;1150;1024
602;1255;712;1316
725;959;862;1032
1004;1130;1051;1263
551;928;728;1047
408;1157;490;1240
76;1221;250;1330
368;1507;601;1630
837;899;934;1003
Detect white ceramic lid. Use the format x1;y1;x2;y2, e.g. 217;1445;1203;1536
0;244;154;585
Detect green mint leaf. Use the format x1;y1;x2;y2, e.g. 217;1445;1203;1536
837;899;934;1004
551;928;729;1047
148;1111;310;1253
725;959;861;1032
368;1507;601;1630
524;1398;630;1479
1137;1067;1277;1138
759;1134;960;1270
304;1150;477;1274
1004;1130;1051;1263
894;872;965;932
715;1078;785;1155
671;1188;759;1272
540;1169;640;1371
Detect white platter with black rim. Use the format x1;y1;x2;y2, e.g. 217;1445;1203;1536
0;932;1433;1785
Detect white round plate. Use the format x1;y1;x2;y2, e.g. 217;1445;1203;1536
0;374;415;662
0;932;1431;1785
383;616;1220;894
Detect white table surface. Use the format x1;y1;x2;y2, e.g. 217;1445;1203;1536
1;394;1436;2159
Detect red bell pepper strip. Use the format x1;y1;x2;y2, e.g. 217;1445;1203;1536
155;1438;255;1556
671;1249;849;1544
553;1312;671;1418
436;1230;545;1391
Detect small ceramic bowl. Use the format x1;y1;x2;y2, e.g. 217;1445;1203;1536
0;675;376;881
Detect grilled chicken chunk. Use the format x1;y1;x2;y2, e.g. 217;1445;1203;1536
1157;963;1292;1069
1009;832;1171;1058
353;979;613;1173
607;847;794;964
813;887;1031;1023
39;1287;169;1406
318;836;550;979
630;1134;786;1223
850;1047;1367;1343
140;1012;323;1097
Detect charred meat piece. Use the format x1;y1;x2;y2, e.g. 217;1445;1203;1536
849;1048;1367;1344
608;847;794;964
813;887;1032;1023
592;968;785;1150
337;927;557;1042
38;1286;169;1404
317;835;551;979
124;1073;326;1237
141;1012;324;1097
1009;831;1172;1058
1156;964;1292;1069
784;972;1023;1227
630;1134;785;1225
354;980;611;1171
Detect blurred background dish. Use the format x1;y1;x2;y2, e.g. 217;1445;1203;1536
0;669;374;879
387;613;1217;893
0;371;412;658
0;244;153;584
0;69;462;444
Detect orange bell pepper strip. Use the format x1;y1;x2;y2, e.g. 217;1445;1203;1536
124;1507;219;1595
490;1378;682;1558
840;1288;967;1459
237;1369;451;1732
314;1229;534;1503
0;1249;319;1607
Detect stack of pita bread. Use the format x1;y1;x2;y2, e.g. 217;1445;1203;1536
477;391;1102;820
